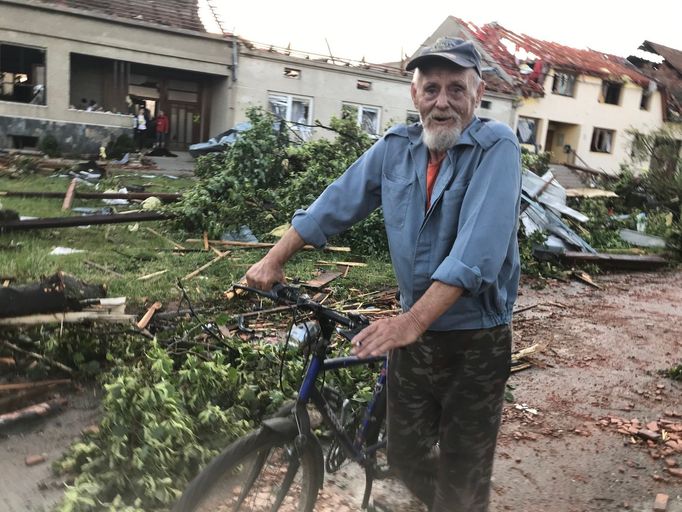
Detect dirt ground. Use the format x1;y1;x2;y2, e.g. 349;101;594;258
1;269;681;512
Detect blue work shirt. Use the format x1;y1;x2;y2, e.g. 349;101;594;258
292;117;522;330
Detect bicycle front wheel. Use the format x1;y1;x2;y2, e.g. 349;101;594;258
174;426;322;512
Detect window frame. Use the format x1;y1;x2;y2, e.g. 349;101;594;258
600;80;622;106
590;127;615;153
267;91;313;139
551;71;577;97
342;102;381;136
0;42;47;106
516;116;538;145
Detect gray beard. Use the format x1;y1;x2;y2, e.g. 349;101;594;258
422;125;461;153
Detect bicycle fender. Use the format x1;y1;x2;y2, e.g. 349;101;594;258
262;417;298;437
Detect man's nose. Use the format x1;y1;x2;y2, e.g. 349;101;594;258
434;89;450;109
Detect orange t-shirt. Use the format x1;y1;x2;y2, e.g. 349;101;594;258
426;154;446;209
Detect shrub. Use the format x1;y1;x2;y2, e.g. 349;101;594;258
172;109;388;255
38;133;61;157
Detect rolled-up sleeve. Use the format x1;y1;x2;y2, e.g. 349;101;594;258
431;139;521;295
291;140;385;247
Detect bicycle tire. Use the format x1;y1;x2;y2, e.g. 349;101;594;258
173;425;322;512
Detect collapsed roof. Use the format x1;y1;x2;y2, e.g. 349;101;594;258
450;17;651;97
628;40;682;122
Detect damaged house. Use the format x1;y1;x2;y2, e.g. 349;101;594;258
421;17;667;176
0;1;518;154
230;40;516;143
0;0;233;154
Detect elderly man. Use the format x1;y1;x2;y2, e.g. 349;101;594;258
246;37;521;512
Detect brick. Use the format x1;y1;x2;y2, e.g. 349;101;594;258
668;467;682;478
653;493;668;511
664;457;678;468
25;454;46;466
646;421;660;432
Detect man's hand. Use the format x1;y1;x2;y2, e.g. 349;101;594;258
351;311;425;358
245;255;285;291
245;227;307;290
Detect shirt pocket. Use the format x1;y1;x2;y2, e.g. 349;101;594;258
382;171;414;229
437;185;468;244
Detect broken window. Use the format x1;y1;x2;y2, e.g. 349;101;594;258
284;67;300;79
516;117;537;145
590;128;614;153
640;88;652;111
600;81;622;105
342;103;380;136
356;80;372;91
480;100;492;110
0;43;46;105
406;111;420;124
268;92;312;140
551;71;576;97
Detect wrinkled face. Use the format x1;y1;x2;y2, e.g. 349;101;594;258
411;64;485;152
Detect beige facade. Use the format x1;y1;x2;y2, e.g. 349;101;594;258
0;0;232;152
517;73;664;174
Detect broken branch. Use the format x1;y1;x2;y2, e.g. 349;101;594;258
1;340;73;374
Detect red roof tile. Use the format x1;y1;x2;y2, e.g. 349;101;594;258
451;17;650;97
33;0;206;33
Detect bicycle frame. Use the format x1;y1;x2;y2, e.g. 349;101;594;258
295;353;387;466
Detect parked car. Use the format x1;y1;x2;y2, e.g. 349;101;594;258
188;122;252;158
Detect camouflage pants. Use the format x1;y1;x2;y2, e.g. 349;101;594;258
386;325;512;512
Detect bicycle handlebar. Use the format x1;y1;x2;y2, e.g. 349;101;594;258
233;283;369;332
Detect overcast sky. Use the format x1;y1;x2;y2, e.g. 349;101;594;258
200;0;681;64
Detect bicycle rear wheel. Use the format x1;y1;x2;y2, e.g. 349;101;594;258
174;426;322;512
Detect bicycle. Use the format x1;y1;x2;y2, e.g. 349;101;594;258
173;283;389;512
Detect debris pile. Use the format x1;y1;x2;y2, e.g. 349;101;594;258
597;413;682;478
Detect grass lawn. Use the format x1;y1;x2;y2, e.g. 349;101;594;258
1;171;395;315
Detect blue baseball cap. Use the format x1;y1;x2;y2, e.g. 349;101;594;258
407;37;482;77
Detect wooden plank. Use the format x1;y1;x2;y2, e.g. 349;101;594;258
137;269;168;281
304;271;342;289
572;270;602;289
0;311;135;326
0;211;171;231
145;227;185;250
0;190;181;202
83;260;124;278
186;239;351;253
0;397;68;429
0;379;71;393
136;302;162;330
560;251;667;271
183;251;230;281
61;178;78;210
317;260;367;268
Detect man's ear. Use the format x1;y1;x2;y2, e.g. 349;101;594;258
410;82;418;108
475;79;486;107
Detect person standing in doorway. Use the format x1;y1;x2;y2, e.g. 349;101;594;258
155;109;170;149
134;106;149;151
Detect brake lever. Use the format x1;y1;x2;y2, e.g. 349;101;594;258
336;314;370;342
